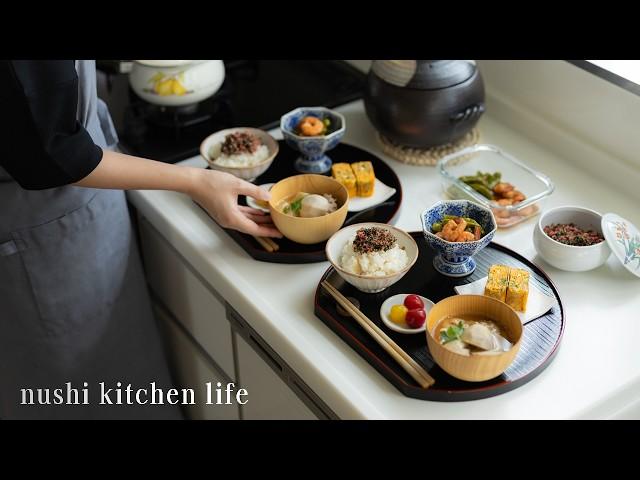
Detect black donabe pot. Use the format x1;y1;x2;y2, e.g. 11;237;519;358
364;60;485;149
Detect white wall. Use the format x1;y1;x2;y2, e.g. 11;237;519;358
345;59;640;199
478;60;640;200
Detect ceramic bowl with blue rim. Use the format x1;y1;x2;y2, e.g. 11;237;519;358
420;200;497;277
280;106;346;174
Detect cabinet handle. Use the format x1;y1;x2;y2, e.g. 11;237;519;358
247;334;284;373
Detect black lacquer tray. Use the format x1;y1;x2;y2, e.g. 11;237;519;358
314;232;565;401
212;140;402;264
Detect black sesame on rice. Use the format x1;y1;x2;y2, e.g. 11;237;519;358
353;227;397;254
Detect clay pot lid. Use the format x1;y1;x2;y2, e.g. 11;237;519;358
371;60;476;90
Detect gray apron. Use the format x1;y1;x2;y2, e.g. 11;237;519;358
0;61;182;419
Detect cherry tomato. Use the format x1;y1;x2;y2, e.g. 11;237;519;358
405;308;426;329
389;305;408;325
404;294;424;311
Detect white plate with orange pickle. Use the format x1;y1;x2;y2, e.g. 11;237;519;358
380;294;435;334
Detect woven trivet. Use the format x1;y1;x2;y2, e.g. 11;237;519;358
377;127;481;166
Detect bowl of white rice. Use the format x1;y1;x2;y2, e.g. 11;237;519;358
200;127;278;181
326;222;419;293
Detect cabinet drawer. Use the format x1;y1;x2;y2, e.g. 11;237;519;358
235;334;317;420
155;304;239;420
138;216;235;379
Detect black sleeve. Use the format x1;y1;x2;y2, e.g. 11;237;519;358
0;60;103;190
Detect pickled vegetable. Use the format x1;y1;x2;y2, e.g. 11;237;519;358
389;305;408;325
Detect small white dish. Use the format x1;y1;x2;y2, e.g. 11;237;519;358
347;178;396;212
379;294;434;334
245;183;274;212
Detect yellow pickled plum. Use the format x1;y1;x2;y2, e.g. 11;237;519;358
389;304;408;325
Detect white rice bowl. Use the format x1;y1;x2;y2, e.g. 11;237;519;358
209;141;269;167
340;235;409;277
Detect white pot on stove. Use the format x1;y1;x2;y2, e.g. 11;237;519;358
129;60;225;107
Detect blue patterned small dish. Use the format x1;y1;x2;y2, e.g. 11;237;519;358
280;107;346;174
420;200;497;277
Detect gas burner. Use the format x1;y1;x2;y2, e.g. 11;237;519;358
145;102;214;129
98;60;365;163
152;103;200;116
126;77;234;130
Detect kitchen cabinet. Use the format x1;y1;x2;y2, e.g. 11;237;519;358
154;304;239;420
136;213;329;419
138;216;235;380
234;334;317;420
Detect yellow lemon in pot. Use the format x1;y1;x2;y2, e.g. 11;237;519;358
171;79;187;96
154;79;174;96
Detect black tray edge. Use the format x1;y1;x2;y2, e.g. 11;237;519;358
313;236;566;402
211;141;404;264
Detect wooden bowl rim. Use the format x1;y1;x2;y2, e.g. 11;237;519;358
268;174;349;223
426;294;523;358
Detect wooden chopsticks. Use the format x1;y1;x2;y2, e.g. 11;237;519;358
321;281;435;389
254;236;279;252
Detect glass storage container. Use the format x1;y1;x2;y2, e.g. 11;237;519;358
438;144;554;228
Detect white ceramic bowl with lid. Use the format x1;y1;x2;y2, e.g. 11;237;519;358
533;205;611;272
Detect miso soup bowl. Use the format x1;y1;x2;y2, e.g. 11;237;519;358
426;295;522;382
268;174;349;244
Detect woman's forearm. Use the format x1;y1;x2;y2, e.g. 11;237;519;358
73;149;200;195
72;148;281;238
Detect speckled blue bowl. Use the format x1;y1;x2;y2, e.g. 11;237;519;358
280;107;346;174
420;200;497;277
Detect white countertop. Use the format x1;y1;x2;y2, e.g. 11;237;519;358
128;100;640;419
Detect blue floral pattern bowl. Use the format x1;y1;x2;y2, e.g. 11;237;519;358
280;107;346;174
420;200;497;277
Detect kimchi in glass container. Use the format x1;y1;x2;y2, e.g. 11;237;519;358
438;144;554;228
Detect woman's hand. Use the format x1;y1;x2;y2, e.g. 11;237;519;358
189;169;282;238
